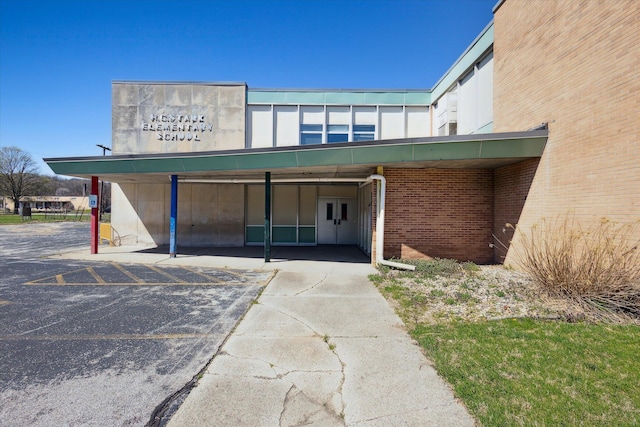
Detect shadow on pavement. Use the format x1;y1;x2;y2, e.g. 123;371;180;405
135;245;371;264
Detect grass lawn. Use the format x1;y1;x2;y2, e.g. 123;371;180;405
413;319;640;426
0;212;91;224
372;259;640;426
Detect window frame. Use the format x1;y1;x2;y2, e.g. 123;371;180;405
326;124;349;144
300;123;323;145
353;124;376;141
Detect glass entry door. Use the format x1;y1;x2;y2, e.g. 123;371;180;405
317;198;357;244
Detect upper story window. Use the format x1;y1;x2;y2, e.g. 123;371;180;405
353;124;375;141
327;125;349;143
248;103;429;148
300;124;323;145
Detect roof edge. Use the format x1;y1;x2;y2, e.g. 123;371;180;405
44;129;547;164
111;80;248;86
247;88;431;93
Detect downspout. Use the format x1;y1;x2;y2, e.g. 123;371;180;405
367;174;416;271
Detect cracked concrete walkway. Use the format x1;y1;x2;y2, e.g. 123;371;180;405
168;265;474;426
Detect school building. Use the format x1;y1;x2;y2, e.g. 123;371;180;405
45;0;639;267
2;196;89;213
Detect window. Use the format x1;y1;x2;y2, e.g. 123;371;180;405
326;203;333;220
353;124;375;141
300;124;323;145
327;124;349;143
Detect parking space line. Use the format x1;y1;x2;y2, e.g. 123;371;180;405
179;266;223;283
27;267;89;285
23;262;267;286
86;267;105;284
111;262;145;283
146;265;187;283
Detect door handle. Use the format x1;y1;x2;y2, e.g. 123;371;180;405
334;219;336;225
337;219;341;225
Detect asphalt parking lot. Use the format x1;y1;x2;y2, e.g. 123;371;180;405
0;222;271;426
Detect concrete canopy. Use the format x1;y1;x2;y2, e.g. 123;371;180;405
44;130;547;183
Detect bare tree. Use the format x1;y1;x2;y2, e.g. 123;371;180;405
0;146;40;214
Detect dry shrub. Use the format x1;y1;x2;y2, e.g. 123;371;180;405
513;216;640;323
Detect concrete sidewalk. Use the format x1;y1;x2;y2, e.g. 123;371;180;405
55;246;474;425
168;262;472;425
52;244;373;274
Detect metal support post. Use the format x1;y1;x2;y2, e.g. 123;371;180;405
170;175;178;258
91;176;99;254
264;172;271;262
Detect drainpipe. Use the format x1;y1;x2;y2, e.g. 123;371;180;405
367;174;415;271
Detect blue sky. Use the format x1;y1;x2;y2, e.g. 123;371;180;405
0;0;496;174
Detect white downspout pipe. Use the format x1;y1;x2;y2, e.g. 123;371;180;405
367;174;416;271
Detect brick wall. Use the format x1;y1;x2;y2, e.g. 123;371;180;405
493;0;640;264
493;159;539;262
382;168;494;264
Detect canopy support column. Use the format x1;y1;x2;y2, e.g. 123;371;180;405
264;172;271;262
170;175;178;258
91;176;99;254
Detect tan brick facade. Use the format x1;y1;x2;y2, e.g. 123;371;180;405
381;168;494;264
493;0;640;264
493;159;539;262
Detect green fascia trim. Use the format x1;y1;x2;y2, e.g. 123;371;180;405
412;141;481;160
247;90;430;106
183;156;234;171
236;151;300;169
248;91;287;104
478;138;545;158
282;92;327;104
134;158;184;173
361;92;417;105
351;144;415;164
431;23;494;102
45;131;547;177
404;92;432;105
295;148;356;167
324;92;366;105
